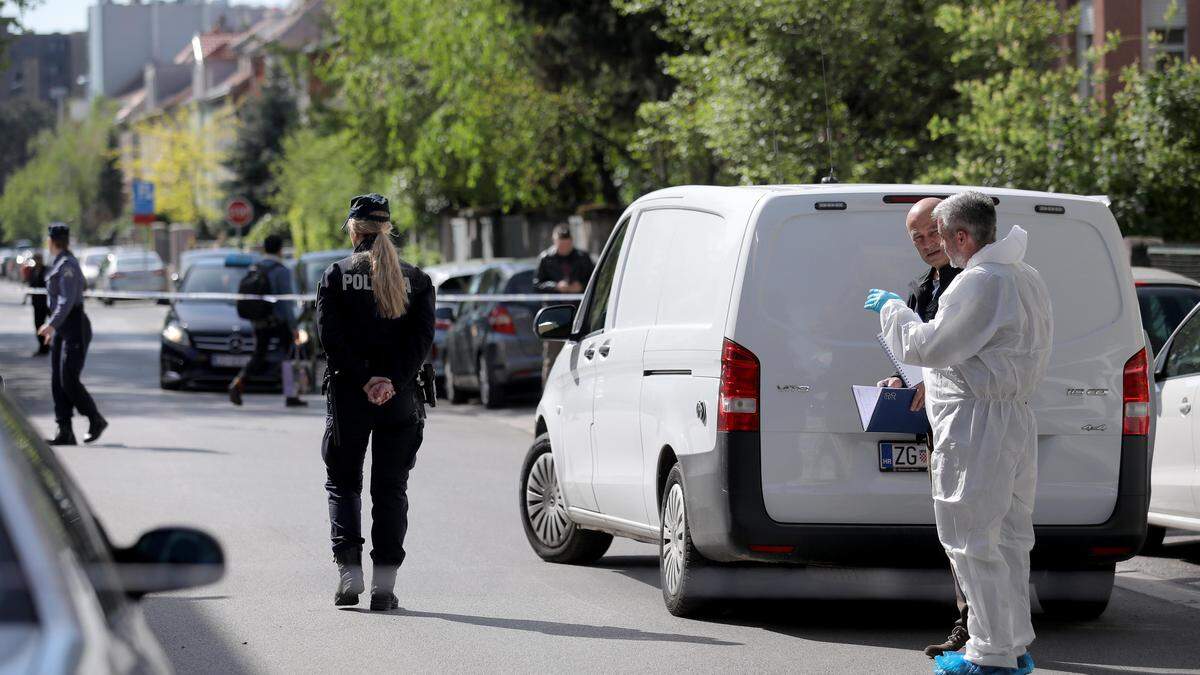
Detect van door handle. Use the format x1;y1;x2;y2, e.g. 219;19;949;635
598;344;611;358
583;345;595;360
1181;398;1191;415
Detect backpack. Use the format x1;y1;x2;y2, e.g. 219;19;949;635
236;262;274;322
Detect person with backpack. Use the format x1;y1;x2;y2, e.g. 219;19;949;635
228;234;304;407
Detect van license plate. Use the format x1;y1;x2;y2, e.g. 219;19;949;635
212;354;251;368
879;441;929;472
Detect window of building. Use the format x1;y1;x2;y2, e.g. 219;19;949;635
1149;27;1187;69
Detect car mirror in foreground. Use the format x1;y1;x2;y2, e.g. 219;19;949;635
113;526;225;599
534;305;576;341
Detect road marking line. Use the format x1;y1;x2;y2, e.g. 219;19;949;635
1115;570;1200;610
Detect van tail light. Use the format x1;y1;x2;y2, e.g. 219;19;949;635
718;338;759;432
488;305;516;335
1123;348;1150;436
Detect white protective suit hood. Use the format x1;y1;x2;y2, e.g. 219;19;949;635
878;223;1053;669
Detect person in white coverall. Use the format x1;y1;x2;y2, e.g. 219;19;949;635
865;191;1052;674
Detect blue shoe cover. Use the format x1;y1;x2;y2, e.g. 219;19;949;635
933;651;1029;675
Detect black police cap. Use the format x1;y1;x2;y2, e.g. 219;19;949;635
47;222;69;240
347;193;390;223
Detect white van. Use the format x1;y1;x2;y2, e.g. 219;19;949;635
520;184;1150;618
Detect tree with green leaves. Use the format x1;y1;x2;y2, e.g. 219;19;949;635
223;66;298;220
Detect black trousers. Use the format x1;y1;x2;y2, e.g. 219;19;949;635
236;322;291;381
51;313;101;428
31;296;48;352
323;381;423;566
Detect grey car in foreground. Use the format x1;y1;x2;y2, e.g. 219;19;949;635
0;391;225;674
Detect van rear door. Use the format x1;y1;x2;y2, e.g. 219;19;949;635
730;191;1141;526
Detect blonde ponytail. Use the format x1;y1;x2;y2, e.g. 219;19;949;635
348;218;408;319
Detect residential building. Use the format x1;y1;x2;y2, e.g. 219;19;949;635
0;26;88;111
1066;0;1199;98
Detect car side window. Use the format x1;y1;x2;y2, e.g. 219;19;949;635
578;218;629;337
9;419;127;622
1164;311;1200;379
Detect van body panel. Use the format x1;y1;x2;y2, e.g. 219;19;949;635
639;374;720;528
727;190;1141;526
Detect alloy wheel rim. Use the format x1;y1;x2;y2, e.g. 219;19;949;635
661;483;686;596
526;453;569;547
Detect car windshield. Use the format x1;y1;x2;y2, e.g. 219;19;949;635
181;266;246;296
115;253;162;271
438;274;473;295
0;513;36;623
302;255;345;292
1138;284;1200;356
84;253;107;266
504;270;535;294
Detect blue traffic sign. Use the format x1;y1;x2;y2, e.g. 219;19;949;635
133;180;155;223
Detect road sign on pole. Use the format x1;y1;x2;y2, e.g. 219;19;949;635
225;197;254;230
132;180;155;225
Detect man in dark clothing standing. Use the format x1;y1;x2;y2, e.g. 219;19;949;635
229;234;304;407
533;225;594;387
38;224;106;446
27;252;49;357
875;198;967;659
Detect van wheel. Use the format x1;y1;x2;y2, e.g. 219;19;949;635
445;362;467;404
479;353;503;409
660;463;708;617
519;435;611;564
1141;525;1167;553
1035;565;1114;620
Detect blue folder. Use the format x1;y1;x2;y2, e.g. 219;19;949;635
851;385;931;434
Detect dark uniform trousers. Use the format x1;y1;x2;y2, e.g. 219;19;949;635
322;379;424;567
51;307;101;427
32;296;48;350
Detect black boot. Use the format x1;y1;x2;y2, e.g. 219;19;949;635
228;377;244;406
84;416;108;444
924;625;969;659
47;426;76;446
369;565;399;611
333;550;364;606
285;397;308;407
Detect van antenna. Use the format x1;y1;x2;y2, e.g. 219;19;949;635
819;51;838;184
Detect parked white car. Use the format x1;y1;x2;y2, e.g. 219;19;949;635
78;246;112;288
521;184;1150;619
1148;299;1200;546
95;249;167;303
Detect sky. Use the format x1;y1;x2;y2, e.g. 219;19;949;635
5;0;293;35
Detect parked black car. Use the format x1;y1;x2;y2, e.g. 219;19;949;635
159;254;309;390
293;249;352;385
0;389;224;674
442;260;542;407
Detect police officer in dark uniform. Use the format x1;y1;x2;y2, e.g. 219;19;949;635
317;194;435;611
39;223;107;446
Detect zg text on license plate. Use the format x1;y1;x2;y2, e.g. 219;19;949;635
879;441;929;472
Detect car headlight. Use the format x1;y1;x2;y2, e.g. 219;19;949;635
296;328;310;345
162;322;189;346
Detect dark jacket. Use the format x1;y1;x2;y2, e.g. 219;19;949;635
257;256;297;330
46;250;85;329
533;247;594;293
906;264;961;321
315;240;436;392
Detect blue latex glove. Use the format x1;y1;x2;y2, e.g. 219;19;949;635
864;288;903;313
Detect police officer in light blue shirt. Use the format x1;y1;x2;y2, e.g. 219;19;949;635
38;223;107;446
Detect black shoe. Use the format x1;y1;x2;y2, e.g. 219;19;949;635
924;626;969;659
285;397;308;407
228;378;243;406
333;550;365;606
47;430;77;446
84;416;108;444
32;348;48;357
369;565;399;611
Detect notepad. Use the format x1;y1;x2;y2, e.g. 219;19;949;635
851;385;931;434
877;332;923;387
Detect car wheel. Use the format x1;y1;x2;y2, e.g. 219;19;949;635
479;353;504;409
660;463;709;617
445;361;468;404
519;434;612;564
1141;525;1167;554
1034;565;1114;620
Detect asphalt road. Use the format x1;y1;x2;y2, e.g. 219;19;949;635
2;282;1200;674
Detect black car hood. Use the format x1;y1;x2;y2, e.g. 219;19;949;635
172;302;254;333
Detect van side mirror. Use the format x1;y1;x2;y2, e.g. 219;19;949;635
113;526;225;600
535;305;577;341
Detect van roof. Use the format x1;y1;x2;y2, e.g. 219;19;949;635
630;183;1113;209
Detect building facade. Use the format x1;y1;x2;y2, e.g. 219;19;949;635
0;26;87;110
1066;0;1199;98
